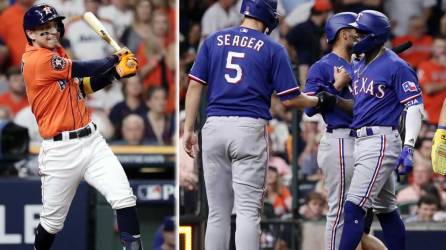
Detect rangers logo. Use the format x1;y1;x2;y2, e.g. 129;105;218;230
51;56;66;71
402;81;417;92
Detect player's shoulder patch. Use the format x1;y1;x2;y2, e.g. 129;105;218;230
51;55;67;71
402;80;418;92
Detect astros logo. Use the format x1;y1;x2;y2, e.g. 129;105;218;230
42;6;52;15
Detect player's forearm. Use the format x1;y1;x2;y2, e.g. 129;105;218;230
336;97;354;115
71;56;118;78
404;104;424;147
282;94;318;110
184;80;204;133
78;67;116;96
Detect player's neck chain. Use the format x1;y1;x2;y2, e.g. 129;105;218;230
357;48;385;77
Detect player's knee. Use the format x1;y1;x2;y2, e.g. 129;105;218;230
110;195;137;210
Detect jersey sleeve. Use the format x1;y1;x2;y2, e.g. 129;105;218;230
36;52;73;82
303;63;327;116
188;40;209;85
271;46;301;101
304;63;329;95
394;64;423;105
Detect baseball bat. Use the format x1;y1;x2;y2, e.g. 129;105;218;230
82;12;121;52
392;41;412;54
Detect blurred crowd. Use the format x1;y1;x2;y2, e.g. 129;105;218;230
0;0;176;146
179;0;446;248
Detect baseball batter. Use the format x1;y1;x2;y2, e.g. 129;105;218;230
182;0;333;249
21;4;143;250
304;12;385;250
337;10;424;250
432;98;446;174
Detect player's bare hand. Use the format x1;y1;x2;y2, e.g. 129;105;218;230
115;56;138;79
114;47;134;61
333;66;351;91
183;131;198;158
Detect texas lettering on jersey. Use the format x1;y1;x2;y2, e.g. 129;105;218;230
352;77;386;98
350;49;423;129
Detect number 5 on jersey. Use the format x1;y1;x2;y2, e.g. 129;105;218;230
225;51;245;84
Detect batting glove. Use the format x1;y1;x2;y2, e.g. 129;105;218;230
395;145;414;174
432;127;446;175
316;91;337;112
115;55;138;79
114;47;134;61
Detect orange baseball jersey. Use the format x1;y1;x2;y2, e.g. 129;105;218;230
418;60;446;125
22;44;91;139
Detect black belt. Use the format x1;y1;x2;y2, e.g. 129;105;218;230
53;123;97;141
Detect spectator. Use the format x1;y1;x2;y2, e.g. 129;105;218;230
113;114;146;145
98;0;134;38
120;0;153;52
265;166;292;218
65;0;116;60
152;216;176;250
144;86;173;145
180;22;201;69
333;0;384;13
36;0;84;19
109;75;148;140
384;0;436;36
0;68;28;117
136;9;175;113
417;36;446;125
405;194;441;223
298;117;322;181
200;0;241;39
179;111;198;191
286;0;332;85
268;136;292;182
14;106;41;145
392;15;433;69
397;160;434;206
300;191;326;221
0;0;35;68
414;137;433;165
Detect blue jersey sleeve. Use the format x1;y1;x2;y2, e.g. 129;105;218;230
272;46;300;101
189;40;209;84
394;65;423;105
303;63;326;116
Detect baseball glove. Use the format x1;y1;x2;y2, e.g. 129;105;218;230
316;91;337;112
432;128;446;175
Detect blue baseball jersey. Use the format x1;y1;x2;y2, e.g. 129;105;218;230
189;26;301;120
303;53;354;130
351;49;423;129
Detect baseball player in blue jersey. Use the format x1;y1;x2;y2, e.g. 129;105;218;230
304;12;385;250
335;10;425;250
182;0;334;249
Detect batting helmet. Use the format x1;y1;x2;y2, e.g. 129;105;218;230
325;12;357;44
348;10;390;54
23;4;66;44
240;0;279;35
